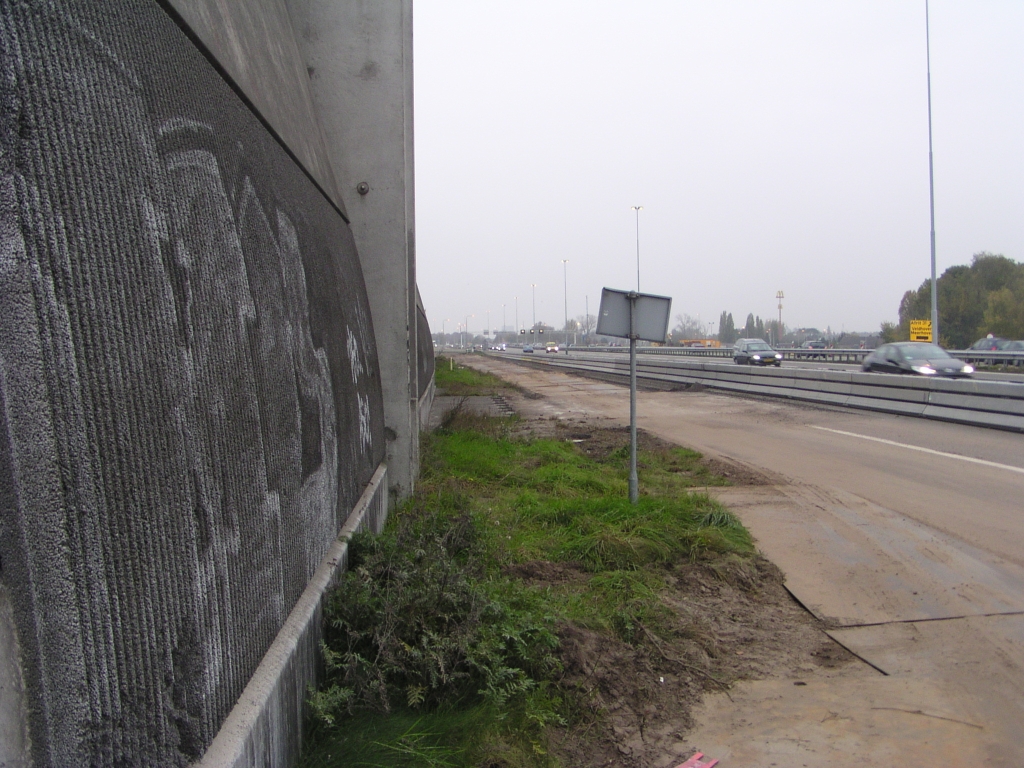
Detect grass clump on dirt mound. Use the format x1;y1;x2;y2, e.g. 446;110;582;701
300;403;754;767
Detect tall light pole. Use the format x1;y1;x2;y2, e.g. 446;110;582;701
531;283;537;331
562;259;569;348
776;290;784;343
514;296;519;334
925;0;939;343
630;205;643;291
443;318;449;347
502;304;506;337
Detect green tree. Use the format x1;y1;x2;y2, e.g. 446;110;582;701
718;312;738;344
983;288;1024;338
742;313;756;338
894;253;1024;347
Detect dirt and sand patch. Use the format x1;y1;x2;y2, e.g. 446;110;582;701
432;386;862;767
510;549;856;767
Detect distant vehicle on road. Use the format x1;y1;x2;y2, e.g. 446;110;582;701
861;342;973;378
523;344;534;353
800;340;827;350
545;342;559;353
969;336;1009;351
733;338;782;366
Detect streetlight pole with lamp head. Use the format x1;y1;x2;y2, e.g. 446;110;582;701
776;291;784;343
630;205;643;291
531;283;537;339
925;0;939;343
562;259;569;348
532;284;540;348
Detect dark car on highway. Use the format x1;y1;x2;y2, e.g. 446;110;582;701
733;338;782;366
522;344;534;353
861;342;973;378
969;336;1009;351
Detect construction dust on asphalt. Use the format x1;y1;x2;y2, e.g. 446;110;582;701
443;353;1019;767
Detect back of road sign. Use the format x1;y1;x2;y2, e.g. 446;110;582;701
596;287;672;343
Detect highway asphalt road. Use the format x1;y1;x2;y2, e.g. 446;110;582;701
459;354;1024;766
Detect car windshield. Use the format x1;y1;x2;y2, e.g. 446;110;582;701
746;342;772;352
901;344;949;361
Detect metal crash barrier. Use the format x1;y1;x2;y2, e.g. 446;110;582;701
497;350;1024;433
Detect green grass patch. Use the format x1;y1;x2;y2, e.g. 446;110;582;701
434;356;514;396
301;409;752;767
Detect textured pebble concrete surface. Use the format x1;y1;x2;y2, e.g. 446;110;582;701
0;1;421;765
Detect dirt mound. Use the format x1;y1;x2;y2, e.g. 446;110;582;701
539;557;857;767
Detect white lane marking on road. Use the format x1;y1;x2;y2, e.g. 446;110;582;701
809;425;1024;476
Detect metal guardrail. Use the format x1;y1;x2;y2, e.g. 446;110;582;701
572;345;1024;367
583;345;871;363
953;350;1024;367
495;350;1024;432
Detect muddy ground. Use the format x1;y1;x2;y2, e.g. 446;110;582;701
438;393;859;768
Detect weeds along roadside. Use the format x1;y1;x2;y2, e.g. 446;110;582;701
299;357;754;768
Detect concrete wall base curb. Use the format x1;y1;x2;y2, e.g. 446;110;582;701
195;462;389;768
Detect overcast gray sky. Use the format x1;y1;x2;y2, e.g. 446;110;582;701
413;1;1023;338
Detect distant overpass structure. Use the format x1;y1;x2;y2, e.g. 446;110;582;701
0;2;429;766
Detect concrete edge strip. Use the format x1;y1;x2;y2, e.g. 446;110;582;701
195;461;388;768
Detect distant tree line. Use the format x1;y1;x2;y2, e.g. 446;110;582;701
717;311;779;344
668;311;789;345
882;253;1024;348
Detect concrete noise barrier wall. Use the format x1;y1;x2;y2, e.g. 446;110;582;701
0;1;386;765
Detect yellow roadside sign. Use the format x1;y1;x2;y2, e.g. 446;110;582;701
910;320;932;342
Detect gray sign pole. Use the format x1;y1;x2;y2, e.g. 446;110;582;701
629;292;639;503
595;286;671;505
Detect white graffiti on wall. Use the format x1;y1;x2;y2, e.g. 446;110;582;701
358;392;372;451
347;326;364;384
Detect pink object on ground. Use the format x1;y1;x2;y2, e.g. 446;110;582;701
675;753;719;768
